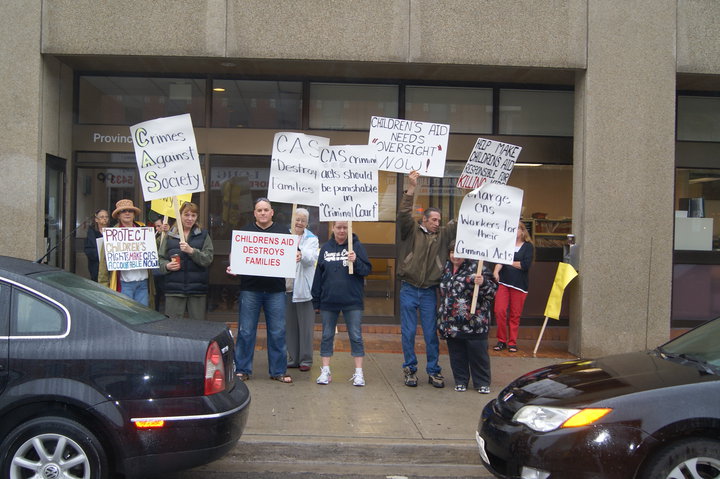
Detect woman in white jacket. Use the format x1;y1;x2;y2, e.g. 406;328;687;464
285;208;319;371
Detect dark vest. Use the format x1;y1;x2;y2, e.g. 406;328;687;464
164;229;210;295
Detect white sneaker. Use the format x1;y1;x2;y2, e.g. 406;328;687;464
316;367;331;385
350;370;365;387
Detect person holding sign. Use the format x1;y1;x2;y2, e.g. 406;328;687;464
158;202;214;321
84;208;109;282
228;198;293;384
437;241;497;393
492;221;534;353
98;199;155;307
397;171;457;388
311;221;371;387
285;208;319;372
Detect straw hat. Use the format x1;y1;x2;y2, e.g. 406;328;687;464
111;199;142;219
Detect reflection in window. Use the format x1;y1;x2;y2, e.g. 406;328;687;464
309;83;399;130
499;89;573;136
406;86;492;134
212;80;302;129
12;289;66;336
78;76;206;126
677;95;720;142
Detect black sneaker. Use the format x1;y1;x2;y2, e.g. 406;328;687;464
403;367;418;387
428;373;445;388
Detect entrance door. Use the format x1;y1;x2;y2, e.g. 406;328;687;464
42;155;66;267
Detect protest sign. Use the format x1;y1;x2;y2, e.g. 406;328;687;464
454;183;524;265
229;231;298;278
130;113;204;201
102;227;158;271
150;193;193;218
368;116;449;178
268;132;329;206
457;138;522;189
318;145;379;222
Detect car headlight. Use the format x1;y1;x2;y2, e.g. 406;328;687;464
513;406;612;432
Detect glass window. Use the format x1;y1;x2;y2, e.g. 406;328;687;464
11;289;67;336
406;86;493;134
672;264;720;323
211;80;302;129
78;76;206;126
499;89;574;136
677;95;720;142
674;168;720;251
309;83;399;130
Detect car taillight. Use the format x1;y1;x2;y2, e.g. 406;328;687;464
204;341;226;395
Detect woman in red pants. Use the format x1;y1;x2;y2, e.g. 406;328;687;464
492;222;533;353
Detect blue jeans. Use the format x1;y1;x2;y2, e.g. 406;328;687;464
399;282;441;375
120;279;149;307
235;291;287;377
320;309;364;357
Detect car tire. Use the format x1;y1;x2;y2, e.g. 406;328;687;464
640;438;720;479
0;415;109;479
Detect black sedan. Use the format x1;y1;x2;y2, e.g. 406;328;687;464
477;317;720;479
0;256;250;478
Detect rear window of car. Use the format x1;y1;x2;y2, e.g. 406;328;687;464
34;271;166;326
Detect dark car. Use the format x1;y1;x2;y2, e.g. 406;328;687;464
477;317;720;479
0;256;250;478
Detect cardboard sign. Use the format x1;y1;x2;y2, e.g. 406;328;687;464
229;231;297;278
268;132;329;206
368;116;449;178
102;227;158;270
150;194;193;218
130;113;205;201
318;145;379;221
457;138;522;189
454;183;523;265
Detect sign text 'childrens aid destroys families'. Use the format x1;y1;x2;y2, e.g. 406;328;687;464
229;231;298;278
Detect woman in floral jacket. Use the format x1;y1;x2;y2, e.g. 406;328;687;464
437;241;497;393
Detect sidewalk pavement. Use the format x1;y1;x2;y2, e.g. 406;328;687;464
178;335;578;478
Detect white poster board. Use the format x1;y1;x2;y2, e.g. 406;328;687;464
457;138;522;189
102;227;158;270
129;113;205;201
318;145;379;221
229;231;298;278
268;132;330;206
369;116;449;178
454;184;524;265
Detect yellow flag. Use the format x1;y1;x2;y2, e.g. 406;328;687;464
544;262;578;320
150;194;192;218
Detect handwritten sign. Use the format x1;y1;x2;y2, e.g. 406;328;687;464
150;194;193;218
229;231;298;278
454;183;523;265
268;132;329;206
130;113;204;201
318;145;379;221
457;138;522;189
369;116;449;178
102;227;158;270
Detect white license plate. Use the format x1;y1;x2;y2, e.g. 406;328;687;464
475;431;490;464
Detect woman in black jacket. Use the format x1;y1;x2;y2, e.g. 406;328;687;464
84;209;109;281
311;221;371;387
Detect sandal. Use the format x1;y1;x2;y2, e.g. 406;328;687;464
235;372;251;381
508;345;518;353
493;342;507;351
454;384;467;392
270;375;293;384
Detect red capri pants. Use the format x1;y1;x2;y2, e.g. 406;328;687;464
494;284;527;346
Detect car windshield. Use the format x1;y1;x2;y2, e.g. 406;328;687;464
34;271;166;326
659;317;720;369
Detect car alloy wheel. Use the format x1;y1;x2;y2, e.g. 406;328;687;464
641;438;720;479
0;416;108;479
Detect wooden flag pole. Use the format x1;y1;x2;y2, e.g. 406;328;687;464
160;214;168;246
172;196;185;243
347;221;354;275
470;260;484;312
533;316;550;357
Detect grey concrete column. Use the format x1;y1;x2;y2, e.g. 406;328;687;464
569;0;676;356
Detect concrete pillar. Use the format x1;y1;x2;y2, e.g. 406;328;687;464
569;0;676;356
